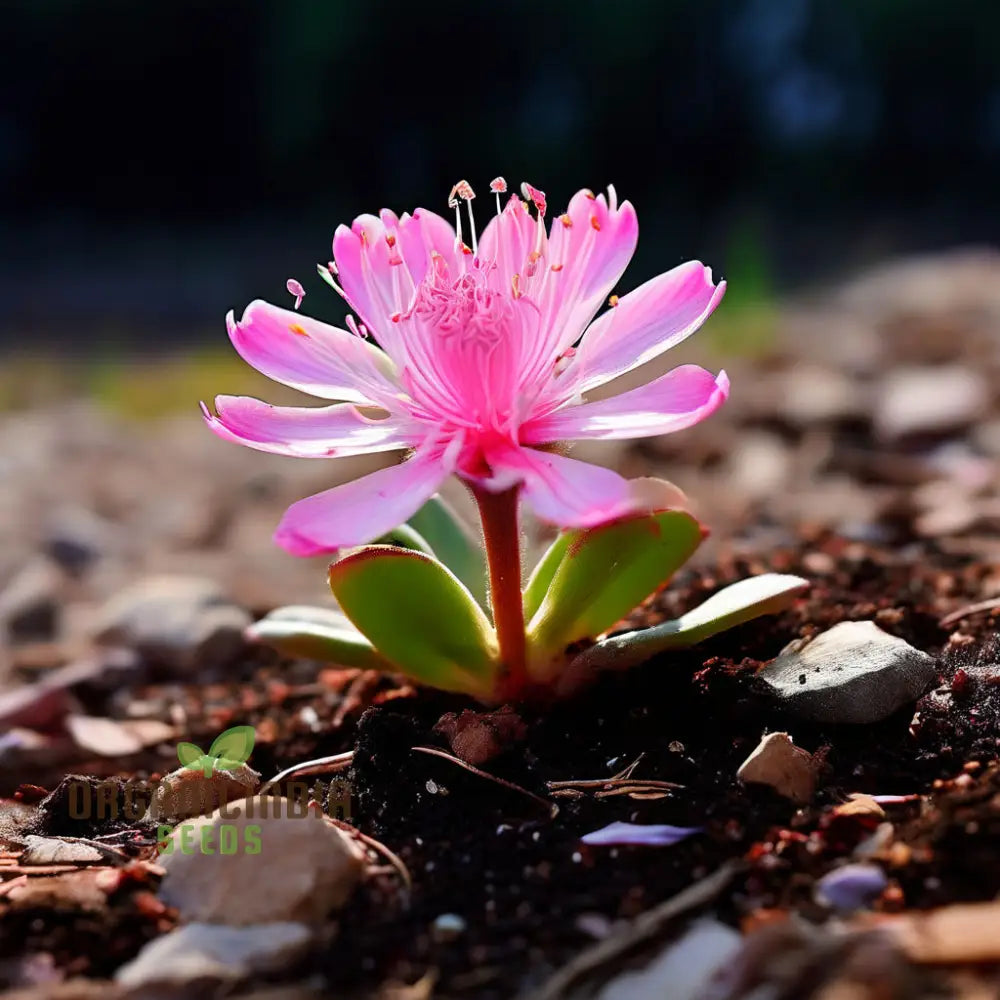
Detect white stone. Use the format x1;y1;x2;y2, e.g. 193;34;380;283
737;732;817;804
115;921;311;992
158;795;365;925
597;919;742;1000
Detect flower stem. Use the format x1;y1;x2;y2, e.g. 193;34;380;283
472;485;527;696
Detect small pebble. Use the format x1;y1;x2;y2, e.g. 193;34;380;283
431;913;466;943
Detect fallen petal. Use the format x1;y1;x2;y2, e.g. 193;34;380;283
814;863;888;911
580;821;701;847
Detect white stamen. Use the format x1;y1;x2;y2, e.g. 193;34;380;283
448;180;477;255
491;176;507;216
466;200;478;256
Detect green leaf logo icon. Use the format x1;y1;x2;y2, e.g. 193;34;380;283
177;726;255;778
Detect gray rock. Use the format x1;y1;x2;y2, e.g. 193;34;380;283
758;621;937;724
0;558;62;643
115;921;311;994
94;575;250;674
44;505;117;575
158;796;365;925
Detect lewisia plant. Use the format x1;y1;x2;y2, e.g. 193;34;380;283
204;180;807;702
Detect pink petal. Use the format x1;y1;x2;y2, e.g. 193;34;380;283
573;261;726;393
580;821;702;847
541;188;639;351
523;366;729;444
226;300;397;405
480;442;639;528
332;209;459;347
477;195;538;288
201;396;417;458
273;452;449;556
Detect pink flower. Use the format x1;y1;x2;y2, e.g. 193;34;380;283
203;182;728;556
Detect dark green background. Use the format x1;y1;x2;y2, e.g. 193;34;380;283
3;0;997;344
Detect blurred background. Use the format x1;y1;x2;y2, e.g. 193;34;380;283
2;0;1000;650
4;0;1000;350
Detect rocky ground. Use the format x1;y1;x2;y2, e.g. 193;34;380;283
2;249;1000;998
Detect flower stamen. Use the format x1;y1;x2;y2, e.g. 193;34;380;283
449;179;478;256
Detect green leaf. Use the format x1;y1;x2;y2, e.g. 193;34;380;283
328;545;499;697
208;725;256;765
526;510;705;677
247;606;395;669
523;479;692;633
407;495;488;608
522;532;573;622
176;741;204;769
376;522;436;557
563;574;810;685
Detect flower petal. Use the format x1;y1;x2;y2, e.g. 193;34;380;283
480;442;639;529
542;188;639;351
573;261;726;393
580;821;702;847
201;396;417;458
227;300;397;404
477;195;539;288
523;366;729;443
332;208;459;349
273;452;449;556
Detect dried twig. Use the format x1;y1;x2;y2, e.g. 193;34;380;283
258;750;354;797
411;746;557;818
325;815;412;896
940;596;1000;628
547;754;683;801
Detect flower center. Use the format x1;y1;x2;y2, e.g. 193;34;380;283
409;263;514;348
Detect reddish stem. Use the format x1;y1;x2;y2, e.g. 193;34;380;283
472;485;527;696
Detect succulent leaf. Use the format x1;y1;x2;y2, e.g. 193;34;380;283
562;573;810;690
521;531;573;622
328;545;499;697
526;510;705;677
246;607;392;670
407;495;488;608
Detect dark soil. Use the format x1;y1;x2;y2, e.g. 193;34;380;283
4;530;998;998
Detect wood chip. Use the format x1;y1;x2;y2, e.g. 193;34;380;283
878;901;1000;964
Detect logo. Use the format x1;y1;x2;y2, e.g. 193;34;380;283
176;725;256;777
63;723;354;849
